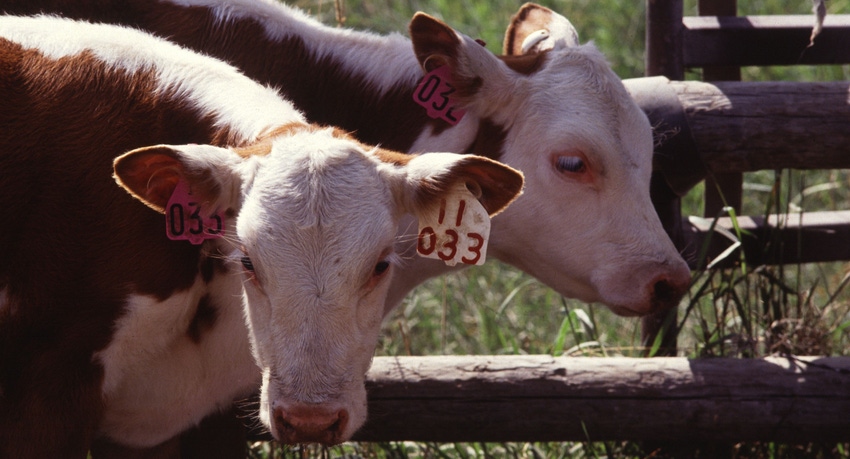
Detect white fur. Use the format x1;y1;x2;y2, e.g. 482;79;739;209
94;275;257;445
0;15;303;142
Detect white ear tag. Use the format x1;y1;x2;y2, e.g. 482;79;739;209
416;183;490;266
521;29;550;54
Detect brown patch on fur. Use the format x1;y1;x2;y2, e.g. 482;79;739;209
414;155;524;217
199;254;221;284
0;30;257;456
2;0;466;153
187;294;218;344
236;122;310;157
236;122;358;158
464;118;508;162
409;13;461;70
372;148;414;166
501;52;548;75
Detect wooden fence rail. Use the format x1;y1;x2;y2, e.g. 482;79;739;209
625;77;850;196
352;355;850;443
682;15;850;67
624;76;850;268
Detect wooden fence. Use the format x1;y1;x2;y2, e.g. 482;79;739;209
353;355;850;443
640;0;850;351
626;76;850;268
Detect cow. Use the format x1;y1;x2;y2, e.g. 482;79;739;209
2;0;692;317
0;15;524;457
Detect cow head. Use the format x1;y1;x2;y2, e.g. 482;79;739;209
407;4;690;316
113;124;523;444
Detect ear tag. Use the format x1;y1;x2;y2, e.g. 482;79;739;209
417;183;490;266
165;179;225;245
413;66;466;125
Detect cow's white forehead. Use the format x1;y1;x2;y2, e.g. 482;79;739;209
236;131;396;291
505;45;651;172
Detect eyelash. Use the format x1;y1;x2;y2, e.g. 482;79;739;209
555;155;586;174
241;256;254;272
240;254;260;287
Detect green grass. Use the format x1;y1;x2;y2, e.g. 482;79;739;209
255;1;850;457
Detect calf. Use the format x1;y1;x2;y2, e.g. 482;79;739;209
3;0;692;317
0;16;523;457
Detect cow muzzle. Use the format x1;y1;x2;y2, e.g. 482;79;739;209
272;402;349;445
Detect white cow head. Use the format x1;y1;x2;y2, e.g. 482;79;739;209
408;4;690;316
113;124;523;444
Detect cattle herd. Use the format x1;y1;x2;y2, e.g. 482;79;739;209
0;0;690;457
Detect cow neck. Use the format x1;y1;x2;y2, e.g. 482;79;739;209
3;0;492;156
141;1;467;153
463;118;508;161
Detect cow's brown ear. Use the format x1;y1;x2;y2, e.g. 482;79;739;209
114;144;242;215
398;152;524;217
409;12;515;111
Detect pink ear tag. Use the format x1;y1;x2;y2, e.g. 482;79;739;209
413;66;466;125
165;179;225;245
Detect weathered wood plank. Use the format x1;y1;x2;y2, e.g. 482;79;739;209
624;77;850;268
684;210;850;268
683;15;850;67
352;355;850;443
625;78;850;180
672;79;850;174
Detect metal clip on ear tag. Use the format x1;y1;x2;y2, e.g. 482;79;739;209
412;66;466;125
165;179;225;245
416;183;490;266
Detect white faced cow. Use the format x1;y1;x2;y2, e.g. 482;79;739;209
4;0;691;317
0;16;523;457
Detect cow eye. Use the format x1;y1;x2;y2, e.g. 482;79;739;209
374;260;390;276
555;155;586;174
241;256;254;272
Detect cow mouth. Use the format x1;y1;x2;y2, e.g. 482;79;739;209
273;407;349;445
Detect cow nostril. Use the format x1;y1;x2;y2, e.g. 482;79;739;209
650;272;689;311
333;409;349;433
273;407;296;438
654;278;676;302
272;406;349;445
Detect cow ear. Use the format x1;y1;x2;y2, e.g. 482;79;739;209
409;12;461;73
399;152;524;217
503;3;580;56
410;12;514;105
113;144;242;214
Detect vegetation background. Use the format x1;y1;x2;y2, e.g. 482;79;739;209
255;0;850;457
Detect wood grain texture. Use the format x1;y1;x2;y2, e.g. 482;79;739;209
352;355;850;442
671;80;850;173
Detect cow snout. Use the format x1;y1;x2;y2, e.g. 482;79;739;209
273;403;349;445
647;264;691;314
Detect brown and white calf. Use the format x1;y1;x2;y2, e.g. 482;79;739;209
3;0;692;317
0;15;523;457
